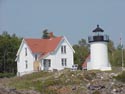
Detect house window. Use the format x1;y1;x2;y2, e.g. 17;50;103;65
43;59;51;67
61;46;63;53
43;60;46;67
48;60;51;67
25;60;28;69
35;54;37;61
64;46;66;53
61;45;66;54
61;58;67;66
62;59;63;66
25;48;27;56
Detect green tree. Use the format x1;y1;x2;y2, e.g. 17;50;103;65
73;39;89;69
42;29;56;39
108;40;125;67
0;31;21;74
42;29;50;39
78;39;87;46
108;40;116;66
113;44;125;67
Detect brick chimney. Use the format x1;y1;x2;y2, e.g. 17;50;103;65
49;32;54;38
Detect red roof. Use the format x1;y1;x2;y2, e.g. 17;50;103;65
82;61;87;68
24;37;63;56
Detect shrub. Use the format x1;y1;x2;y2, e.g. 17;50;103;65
0;73;15;78
115;71;125;82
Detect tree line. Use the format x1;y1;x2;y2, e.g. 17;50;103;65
0;31;22;74
0;31;124;74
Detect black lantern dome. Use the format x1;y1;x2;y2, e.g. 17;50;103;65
93;25;104;32
88;25;109;43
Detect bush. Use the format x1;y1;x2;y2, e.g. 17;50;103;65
0;73;15;78
115;71;125;82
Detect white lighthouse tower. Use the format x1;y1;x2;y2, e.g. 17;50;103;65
87;25;111;71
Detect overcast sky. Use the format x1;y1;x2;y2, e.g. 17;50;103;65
0;0;125;46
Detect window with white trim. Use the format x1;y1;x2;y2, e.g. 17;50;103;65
43;59;51;67
25;48;27;56
61;45;66;54
25;60;28;69
61;58;67;66
48;60;51;67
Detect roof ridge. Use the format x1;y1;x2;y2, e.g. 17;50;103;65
24;36;63;40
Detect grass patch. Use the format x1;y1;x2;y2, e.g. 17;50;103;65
8;71;53;89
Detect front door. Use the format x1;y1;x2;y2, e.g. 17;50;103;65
43;59;51;71
34;61;40;71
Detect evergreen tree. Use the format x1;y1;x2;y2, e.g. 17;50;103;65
42;29;50;39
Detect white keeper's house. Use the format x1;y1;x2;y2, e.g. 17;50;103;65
16;33;75;76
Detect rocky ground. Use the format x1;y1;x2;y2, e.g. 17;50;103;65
87;72;125;94
0;69;125;94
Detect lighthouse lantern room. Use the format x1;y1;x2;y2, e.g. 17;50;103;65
88;25;111;71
